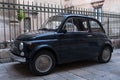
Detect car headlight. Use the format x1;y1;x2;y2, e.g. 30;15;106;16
19;42;24;50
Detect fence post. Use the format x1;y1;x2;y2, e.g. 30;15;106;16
2;0;6;43
107;17;109;36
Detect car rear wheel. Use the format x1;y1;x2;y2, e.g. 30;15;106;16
98;47;112;63
29;50;56;75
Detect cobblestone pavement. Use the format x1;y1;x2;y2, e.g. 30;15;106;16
0;49;120;80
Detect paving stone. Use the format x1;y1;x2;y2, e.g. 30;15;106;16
0;63;8;74
30;77;44;80
58;72;86;80
43;74;66;80
0;72;10;80
0;49;120;80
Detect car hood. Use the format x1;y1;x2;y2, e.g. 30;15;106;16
16;31;56;41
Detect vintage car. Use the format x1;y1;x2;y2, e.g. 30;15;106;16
10;14;113;75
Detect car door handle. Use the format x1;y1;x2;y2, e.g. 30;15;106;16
87;35;93;37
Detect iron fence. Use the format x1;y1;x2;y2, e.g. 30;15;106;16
0;0;120;48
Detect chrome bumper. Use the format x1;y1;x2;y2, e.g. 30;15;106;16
10;52;26;62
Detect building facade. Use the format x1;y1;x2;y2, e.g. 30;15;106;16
69;0;120;13
1;0;120;13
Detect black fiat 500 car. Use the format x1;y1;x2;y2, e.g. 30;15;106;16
10;14;113;75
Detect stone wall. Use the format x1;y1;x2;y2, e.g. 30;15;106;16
0;48;12;63
72;0;120;13
0;0;17;17
103;0;120;13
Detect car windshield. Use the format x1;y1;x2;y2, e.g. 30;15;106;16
39;16;64;31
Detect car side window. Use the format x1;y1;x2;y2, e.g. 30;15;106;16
89;20;103;33
74;18;88;32
63;18;89;32
63;18;78;32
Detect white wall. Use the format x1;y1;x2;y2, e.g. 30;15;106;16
67;0;93;9
17;0;34;5
103;0;120;13
35;0;63;5
72;0;91;6
72;0;120;13
17;0;64;5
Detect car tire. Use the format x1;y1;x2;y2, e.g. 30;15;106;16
29;50;56;76
98;46;112;63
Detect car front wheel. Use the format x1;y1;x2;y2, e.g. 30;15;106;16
29;50;56;75
98;47;112;63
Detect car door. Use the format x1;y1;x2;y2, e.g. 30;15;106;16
86;18;105;57
57;17;91;63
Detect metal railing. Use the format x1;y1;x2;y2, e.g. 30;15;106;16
0;0;120;48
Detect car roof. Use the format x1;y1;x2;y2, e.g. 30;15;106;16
57;13;96;20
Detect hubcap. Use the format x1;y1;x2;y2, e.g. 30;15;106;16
102;48;111;61
35;55;52;73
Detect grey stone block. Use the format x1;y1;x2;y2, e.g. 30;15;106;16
0;48;12;63
111;39;120;48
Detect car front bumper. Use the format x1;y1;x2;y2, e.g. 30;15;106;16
10;43;26;62
9;52;26;62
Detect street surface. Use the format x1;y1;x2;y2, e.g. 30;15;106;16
0;49;120;80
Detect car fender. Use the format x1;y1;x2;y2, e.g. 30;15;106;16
29;44;58;61
100;40;113;53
